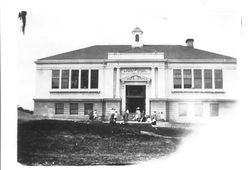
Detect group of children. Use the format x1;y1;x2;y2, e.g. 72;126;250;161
109;107;157;125
133;107;157;125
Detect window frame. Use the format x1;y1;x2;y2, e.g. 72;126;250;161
135;34;139;42
193;69;202;89
55;103;64;115
204;69;213;89
214;69;223;89
173;69;182;89
210;103;219;117
61;70;69;89
194;103;203;117
71;69;79;89
183;69;192;89
90;69;99;89
70;103;78;115
52;70;60;89
178;103;188;117
84;103;93;115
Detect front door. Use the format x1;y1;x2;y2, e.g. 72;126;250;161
126;85;145;113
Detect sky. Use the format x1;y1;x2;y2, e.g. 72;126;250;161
13;0;243;110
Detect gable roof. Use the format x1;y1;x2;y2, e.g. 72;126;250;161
38;45;236;61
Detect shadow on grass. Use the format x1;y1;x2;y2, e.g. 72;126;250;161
18;119;191;165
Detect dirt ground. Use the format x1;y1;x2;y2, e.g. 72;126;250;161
18;119;191;165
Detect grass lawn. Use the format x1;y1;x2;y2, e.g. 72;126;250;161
18;119;191;165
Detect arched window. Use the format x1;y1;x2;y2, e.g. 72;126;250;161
135;34;139;42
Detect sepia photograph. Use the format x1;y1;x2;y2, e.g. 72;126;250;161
1;0;250;169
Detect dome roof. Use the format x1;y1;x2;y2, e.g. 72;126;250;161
132;27;143;33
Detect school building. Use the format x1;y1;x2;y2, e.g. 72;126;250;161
34;27;237;122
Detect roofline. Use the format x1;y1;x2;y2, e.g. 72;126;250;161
35;58;236;64
167;58;237;64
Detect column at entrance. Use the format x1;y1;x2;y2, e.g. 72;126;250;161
145;84;150;115
116;67;120;98
121;84;126;112
151;67;155;98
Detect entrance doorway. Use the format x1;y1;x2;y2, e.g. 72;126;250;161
126;85;145;113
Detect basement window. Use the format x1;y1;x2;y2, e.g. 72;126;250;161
84;103;93;115
178;103;188;117
210;103;219;117
70;103;78;115
194;103;203;117
55;103;64;115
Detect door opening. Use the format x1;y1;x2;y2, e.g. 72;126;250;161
126;85;146;113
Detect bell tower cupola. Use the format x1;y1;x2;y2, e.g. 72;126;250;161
132;27;143;48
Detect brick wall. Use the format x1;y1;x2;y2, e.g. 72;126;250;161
34;101;105;120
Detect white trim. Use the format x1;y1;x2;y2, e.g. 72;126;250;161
88;69;91;89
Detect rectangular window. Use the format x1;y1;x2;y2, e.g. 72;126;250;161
194;103;203;117
81;70;89;89
52;70;60;89
183;69;192;88
215;69;223;89
61;70;69;89
173;69;182;89
84;103;93;115
204;69;212;89
178;103;188;117
210;103;219;117
194;69;202;89
55;103;64;115
70;103;78;115
71;70;79;89
90;70;99;89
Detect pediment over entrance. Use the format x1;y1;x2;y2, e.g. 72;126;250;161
121;75;151;83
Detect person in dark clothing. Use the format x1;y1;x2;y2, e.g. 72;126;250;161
151;117;156;125
109;113;116;125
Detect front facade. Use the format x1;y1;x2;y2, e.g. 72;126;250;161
34;28;237;122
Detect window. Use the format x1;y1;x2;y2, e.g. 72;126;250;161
178;103;188;117
135;34;139;42
194;69;202;89
173;69;182;89
81;70;89;89
215;69;223;89
194;103;203;117
184;69;192;88
210;103;219;117
71;70;79;89
52;70;60;89
61;70;69;89
91;70;99;89
204;69;212;89
55;103;64;114
70;103;78;115
84;103;93;115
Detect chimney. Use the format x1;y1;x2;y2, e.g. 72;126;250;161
185;39;194;48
